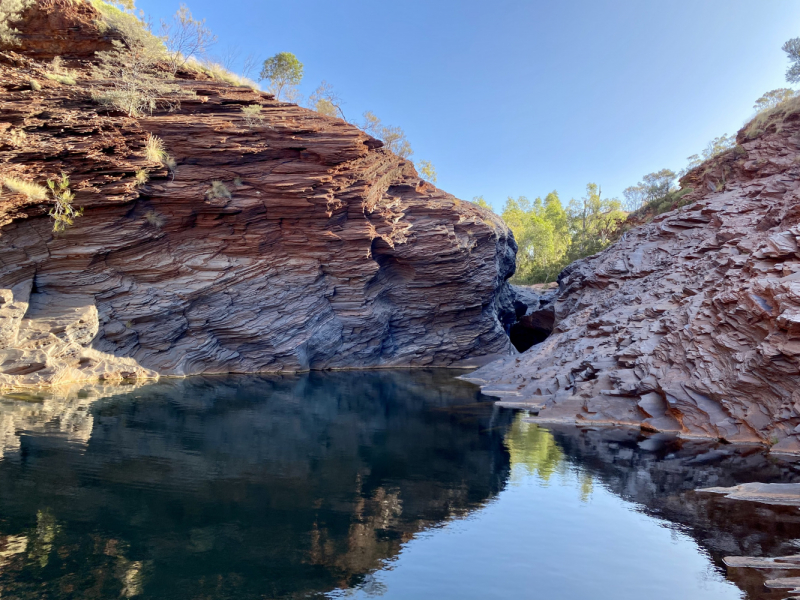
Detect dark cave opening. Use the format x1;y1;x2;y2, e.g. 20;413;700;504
509;322;552;353
507;291;556;353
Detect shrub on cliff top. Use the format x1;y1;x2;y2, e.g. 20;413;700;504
190;60;259;89
161;3;217;75
308;81;345;120
417;160;437;184
362;111;413;159
259;52;303;101
91;1;182;116
0;0;33;46
744;95;800;140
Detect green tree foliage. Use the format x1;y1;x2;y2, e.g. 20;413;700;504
622;168;676;211
500;185;626;284
472;196;492;210
362;111;413;159
565;184;626;263
417;160;437;183
259;52;303;101
502;192;571;284
0;0;33;46
783;37;800;83
754;88;796;111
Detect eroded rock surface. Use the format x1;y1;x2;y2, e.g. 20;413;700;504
470;115;800;452
0;3;515;389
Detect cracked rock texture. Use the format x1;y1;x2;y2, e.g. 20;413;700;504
0;1;515;389
470;114;800;452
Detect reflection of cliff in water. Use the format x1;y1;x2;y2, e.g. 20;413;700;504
542;424;800;600
0;370;512;600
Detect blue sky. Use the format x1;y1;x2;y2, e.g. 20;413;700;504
137;0;800;212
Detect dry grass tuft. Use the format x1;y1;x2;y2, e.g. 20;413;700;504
144;133;166;162
206;180;232;200
185;58;260;90
744;96;800;140
44;73;77;85
144;134;176;170
144;210;165;228
134;169;149;186
3;177;47;200
7;128;26;147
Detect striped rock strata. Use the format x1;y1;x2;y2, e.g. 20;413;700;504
469;112;800;453
0;1;516;389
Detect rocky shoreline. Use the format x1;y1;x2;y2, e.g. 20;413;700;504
469;114;800;453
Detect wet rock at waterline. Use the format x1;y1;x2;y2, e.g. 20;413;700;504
700;482;800;507
0;2;516;389
469;117;800;452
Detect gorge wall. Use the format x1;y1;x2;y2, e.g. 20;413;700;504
0;0;516;389
469;108;800;452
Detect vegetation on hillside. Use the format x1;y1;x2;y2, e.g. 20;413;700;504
0;0;33;45
496;34;800;285
259;52;303;101
489;187;625;284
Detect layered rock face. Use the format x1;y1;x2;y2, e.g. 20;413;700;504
470;114;800;452
0;2;515;388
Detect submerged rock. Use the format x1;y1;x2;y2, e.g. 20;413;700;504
0;3;516;388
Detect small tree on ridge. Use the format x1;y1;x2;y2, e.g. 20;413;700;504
260;52;303;101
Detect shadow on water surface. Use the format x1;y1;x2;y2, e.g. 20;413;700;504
0;371;798;599
0;370;512;599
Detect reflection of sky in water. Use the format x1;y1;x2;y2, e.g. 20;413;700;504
0;373;793;599
334;417;742;600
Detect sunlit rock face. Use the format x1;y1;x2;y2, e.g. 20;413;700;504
0;1;516;389
0;371;511;599
470;117;800;451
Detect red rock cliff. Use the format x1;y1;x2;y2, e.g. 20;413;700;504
469;106;800;453
0;1;516;388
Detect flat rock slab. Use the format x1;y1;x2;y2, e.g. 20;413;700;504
699;483;800;507
724;555;800;569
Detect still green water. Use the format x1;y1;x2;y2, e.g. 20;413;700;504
0;370;796;599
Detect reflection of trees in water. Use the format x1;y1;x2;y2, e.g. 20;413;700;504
504;417;594;501
0;370;513;599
